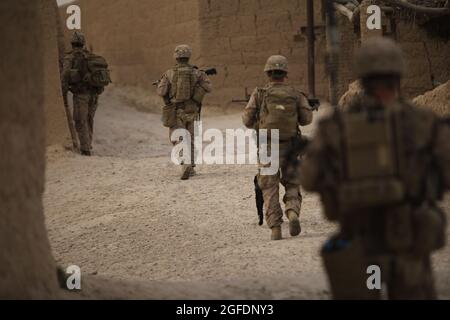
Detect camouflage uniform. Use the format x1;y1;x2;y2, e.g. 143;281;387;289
301;38;449;299
62;31;100;155
157;45;212;179
243;56;312;237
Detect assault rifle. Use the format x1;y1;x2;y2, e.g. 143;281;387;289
152;67;217;86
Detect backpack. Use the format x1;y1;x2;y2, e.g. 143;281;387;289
170;65;198;103
69;50;111;90
258;85;299;141
337;107;406;211
85;54;111;88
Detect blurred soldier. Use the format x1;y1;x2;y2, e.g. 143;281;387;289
243;55;313;240
62;31;111;156
301;37;449;299
157;45;212;180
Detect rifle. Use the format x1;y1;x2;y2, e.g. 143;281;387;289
152;67;218;86
254;175;264;226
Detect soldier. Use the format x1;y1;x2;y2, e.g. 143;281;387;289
301;37;449;299
62;31;110;156
157;45;212;180
242;55;313;240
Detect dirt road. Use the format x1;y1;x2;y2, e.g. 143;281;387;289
44;88;450;299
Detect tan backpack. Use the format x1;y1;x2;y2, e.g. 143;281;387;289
258;85;299;141
338;108;405;211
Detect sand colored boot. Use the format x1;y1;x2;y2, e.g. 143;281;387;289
181;164;192;180
271;226;282;241
287;210;301;236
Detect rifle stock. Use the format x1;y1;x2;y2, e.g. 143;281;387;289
254;175;264;226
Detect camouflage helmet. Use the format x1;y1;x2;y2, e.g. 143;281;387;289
71;31;86;46
174;45;192;59
355;37;404;78
264;55;289;73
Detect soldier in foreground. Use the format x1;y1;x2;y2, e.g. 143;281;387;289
157;45;212;180
301;37;449;299
242;55;313;240
62;31;111;156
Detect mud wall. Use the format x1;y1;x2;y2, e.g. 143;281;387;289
41;0;71;147
397;22;450;98
336;16;450;100
0;0;60;299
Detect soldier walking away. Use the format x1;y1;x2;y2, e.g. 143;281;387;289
62;31;111;156
242;55;313;240
301;37;450;299
157;45;212;180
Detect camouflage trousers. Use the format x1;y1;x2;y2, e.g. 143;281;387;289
323;235;437;299
169;109;198;165
386;254;436;299
257;147;302;228
73;93;98;152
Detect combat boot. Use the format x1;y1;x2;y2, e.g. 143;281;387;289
81;150;91;156
181;164;192;180
287;210;301;236
271;226;282;241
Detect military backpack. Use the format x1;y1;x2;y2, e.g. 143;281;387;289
69;50;111;91
258;84;300;141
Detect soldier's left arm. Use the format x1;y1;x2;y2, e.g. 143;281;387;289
297;92;313;126
434;119;450;190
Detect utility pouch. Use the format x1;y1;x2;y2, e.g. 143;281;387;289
338;178;405;211
385;204;414;252
321;236;380;299
412;205;447;255
161;103;177;128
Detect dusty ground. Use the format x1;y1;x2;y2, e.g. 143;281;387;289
44;88;450;299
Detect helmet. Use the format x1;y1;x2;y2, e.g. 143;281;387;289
174;45;192;59
264;55;289;73
355;37;404;78
71;31;86;46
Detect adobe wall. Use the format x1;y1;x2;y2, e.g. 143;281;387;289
397;22;450;98
41;0;71;147
196;0;328;107
0;0;60;299
336;13;450;100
